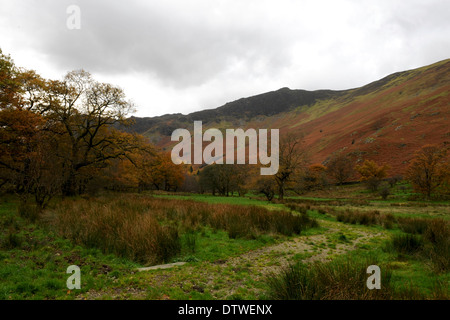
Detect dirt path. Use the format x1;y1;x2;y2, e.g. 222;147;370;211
224;220;387;279
173;220;389;299
79;220;388;300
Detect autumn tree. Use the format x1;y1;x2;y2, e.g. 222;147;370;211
199;164;247;196
21;132;65;207
102;157;140;191
256;176;276;201
306;163;328;190
327;153;354;185
16;70;54;115
0;108;42;185
0;50;167;202
275;133;309;200
198;165;221;195
0;49;21;109
144;152;185;191
0;107;63;207
0;51;72;207
0;52;55;204
107;135;159;192
100;137;187;193
180;173;200;193
355;159;390;191
43;70;138;196
406;144;449;199
1;65;141;197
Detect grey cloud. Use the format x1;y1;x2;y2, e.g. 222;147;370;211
7;0;295;88
1;0;449;117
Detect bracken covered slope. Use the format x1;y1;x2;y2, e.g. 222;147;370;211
125;59;450;175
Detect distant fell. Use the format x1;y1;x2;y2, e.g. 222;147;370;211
124;58;450;176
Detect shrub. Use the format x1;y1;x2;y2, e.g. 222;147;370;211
388;219;449;272
267;255;444;300
360;211;379;225
154;225;181;263
391;233;423;255
286;203;308;214
266;263;316;300
2;229;23;249
45;199;181;264
210;205;314;238
382;213;396;229
183;230;198;253
335;209;379;226
379;185;390;200
267;257;393;300
387;175;403;188
397;218;430;234
422;219;449;272
17;201;41;223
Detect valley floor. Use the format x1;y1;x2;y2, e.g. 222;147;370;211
1;184;449;300
78;219;388;300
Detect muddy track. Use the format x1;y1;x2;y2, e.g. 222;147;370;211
181;220;388;299
223;220;387;279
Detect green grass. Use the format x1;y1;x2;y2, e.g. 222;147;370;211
1;187;449;300
265;244;448;300
389;259;450;298
0;200;139;299
284;196;336;201
152;193;286;210
176;227;277;263
0;195;308;299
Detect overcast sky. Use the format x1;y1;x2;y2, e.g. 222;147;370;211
0;0;449;117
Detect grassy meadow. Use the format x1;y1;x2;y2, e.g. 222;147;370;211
0;181;449;300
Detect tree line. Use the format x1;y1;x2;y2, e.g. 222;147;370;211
187;134;450;201
0;49;184;207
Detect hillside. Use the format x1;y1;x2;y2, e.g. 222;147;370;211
123;88;345;136
125;59;450;176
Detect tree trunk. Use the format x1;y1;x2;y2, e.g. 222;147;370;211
62;170;77;197
278;183;284;201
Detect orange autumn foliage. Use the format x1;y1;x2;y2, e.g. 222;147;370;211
355;159;390;191
406;144;449;198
